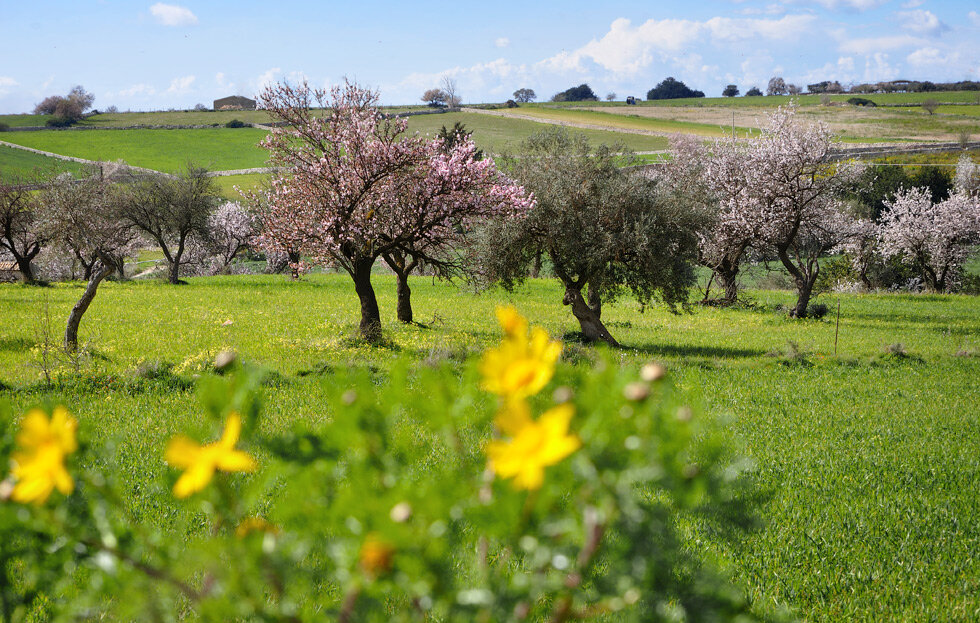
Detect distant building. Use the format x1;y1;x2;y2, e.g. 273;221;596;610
213;95;256;111
0;260;23;283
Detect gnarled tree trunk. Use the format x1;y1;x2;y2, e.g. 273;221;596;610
352;257;382;342
562;286;620;347
382;250;419;324
65;260;114;352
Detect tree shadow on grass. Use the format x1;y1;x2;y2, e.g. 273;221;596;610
630;342;768;360
0;337;35;352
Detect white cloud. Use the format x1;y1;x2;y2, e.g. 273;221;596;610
798;56;858;85
901;0;924;7
0;76;18;96
863;53;899;81
495;37;510;48
150;3;198;27
255;67;282;91
969;11;980;27
906;47;960;67
537;15;816;75
166;75;195;93
807;0;888;10
839;34;924;54
116;83;156;97
898;10;947;36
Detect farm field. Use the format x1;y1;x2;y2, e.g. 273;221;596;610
1;275;979;622
0;144;91;178
539;102;978;143
404;111;670;152
0;127;271;172
546;90;980;109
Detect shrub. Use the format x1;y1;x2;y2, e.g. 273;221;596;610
0;313;761;621
0;122;8;132
505;99;518;108
646;77;704;100
225;119;247;128
847;97;876;107
551;84;598;102
745;87;763;97
45;116;74;127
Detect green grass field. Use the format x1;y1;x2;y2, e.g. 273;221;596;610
0;127;270;172
0;144;91;178
1;274;978;621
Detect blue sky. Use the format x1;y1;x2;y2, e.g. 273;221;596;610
1;0;978;113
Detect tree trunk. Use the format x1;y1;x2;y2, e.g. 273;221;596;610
718;265;738;305
789;277;816;318
531;250;542;278
65;261;114;352
288;250;301;280
352;257;382;342
395;271;412;324
562;286;620;347
14;255;36;284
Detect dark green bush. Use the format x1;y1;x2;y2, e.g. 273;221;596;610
847;97;876;107
225;119;247;128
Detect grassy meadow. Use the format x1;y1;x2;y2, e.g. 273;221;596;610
0;127;270;172
1;274;979;622
0;144;91;178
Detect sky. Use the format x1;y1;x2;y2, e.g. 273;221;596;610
1;0;979;113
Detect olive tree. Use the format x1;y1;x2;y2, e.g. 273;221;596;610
475;128;702;347
118;166;221;284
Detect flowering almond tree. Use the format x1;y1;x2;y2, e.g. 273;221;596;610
750;107;859;317
660;135;764;305
879;187;980;292
255;80;531;340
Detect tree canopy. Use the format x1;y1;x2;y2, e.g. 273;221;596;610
646;77;704;100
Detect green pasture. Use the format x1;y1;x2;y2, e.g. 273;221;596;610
0;145;91;178
1;274;978;622
404;111;669;152
211;172;269;199
0;127;270;173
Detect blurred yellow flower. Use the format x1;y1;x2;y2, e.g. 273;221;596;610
359;533;395;577
480;307;561;400
10;407;78;505
493;398;532;436
495;305;528;339
235;516;279;538
485;404;580;490
165;412;257;499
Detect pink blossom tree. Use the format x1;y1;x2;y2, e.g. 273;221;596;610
254;80;532;340
879;187;980;292
954;154;979;199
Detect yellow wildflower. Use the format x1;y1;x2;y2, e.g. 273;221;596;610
480;307;561;400
485;404;581;490
493;398;532;436
495;305;528;339
235;516;279;538
9;407;78;505
359;533;395;577
165;412;257;499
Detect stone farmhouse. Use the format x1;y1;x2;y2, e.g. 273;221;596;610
213;95;256;111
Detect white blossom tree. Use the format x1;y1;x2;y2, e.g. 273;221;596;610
750;107;860;317
879;187;980;292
